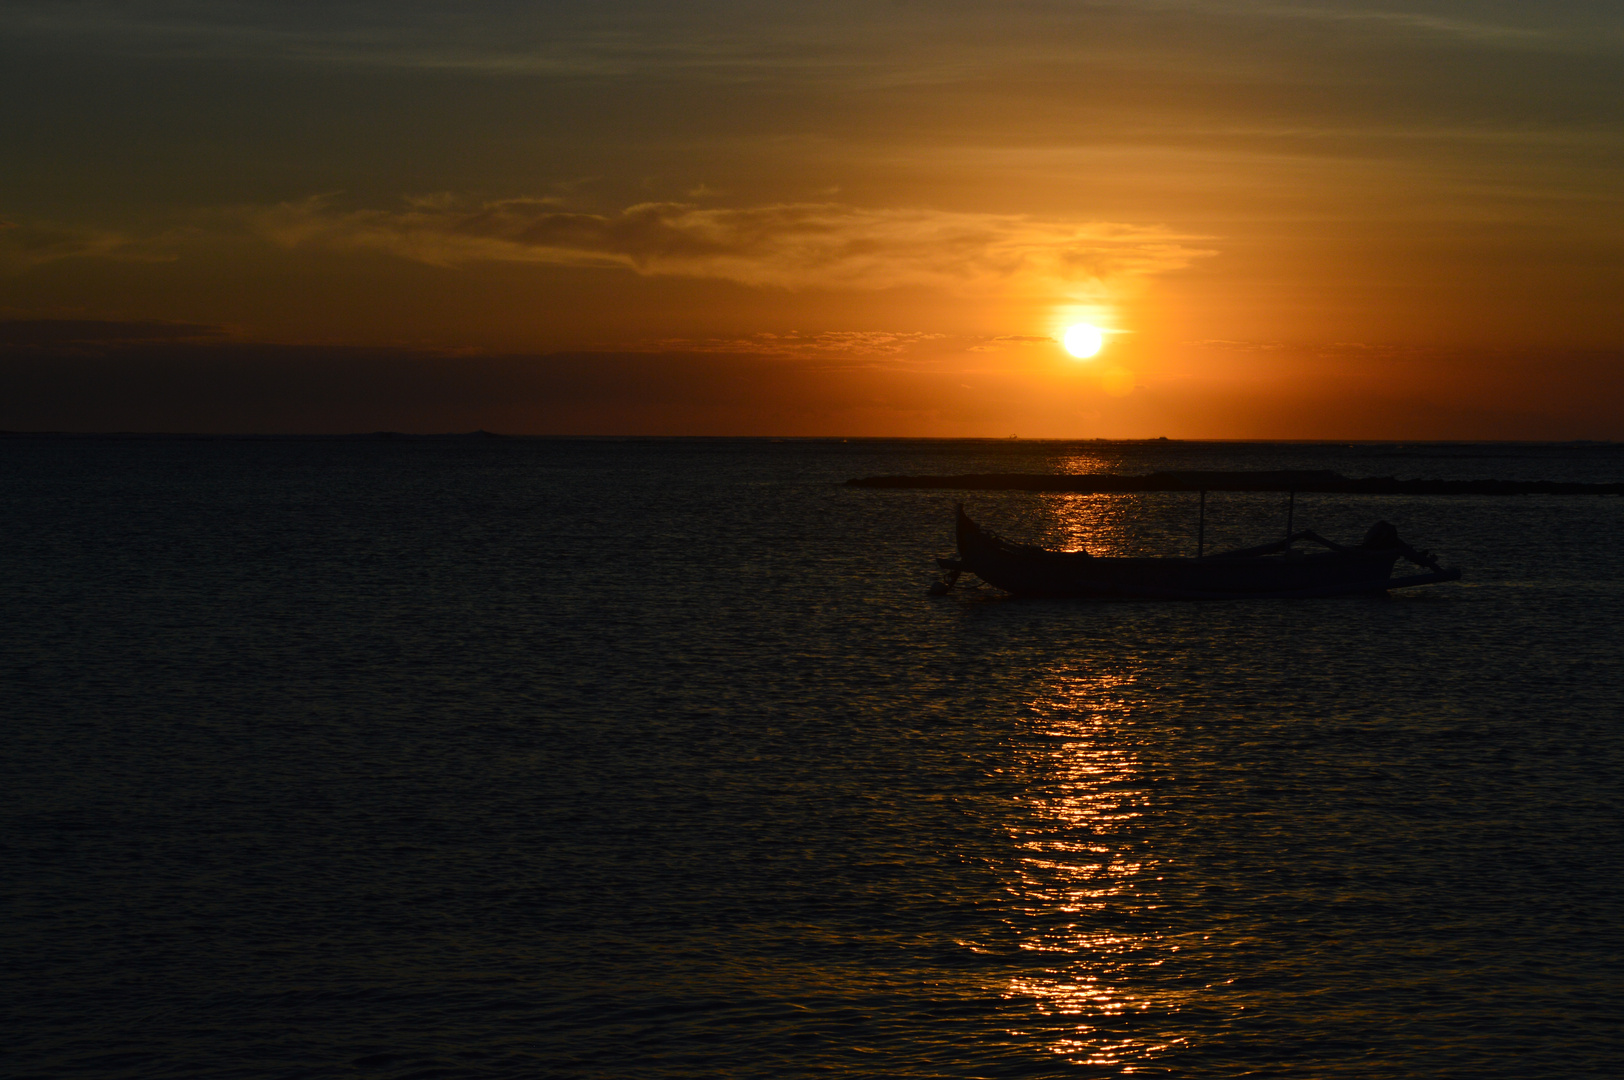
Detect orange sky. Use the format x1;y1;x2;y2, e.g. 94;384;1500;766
2;1;1621;436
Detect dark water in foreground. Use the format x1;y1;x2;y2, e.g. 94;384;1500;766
4;437;1622;1079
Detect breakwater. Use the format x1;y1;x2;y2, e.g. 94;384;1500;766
847;469;1624;494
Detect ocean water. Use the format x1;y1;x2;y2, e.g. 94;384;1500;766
4;436;1622;1079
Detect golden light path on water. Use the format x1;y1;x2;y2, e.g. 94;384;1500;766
1045;454;1219;557
1045;491;1191;558
1001;496;1191;1069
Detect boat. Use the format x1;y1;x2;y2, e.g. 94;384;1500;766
934;504;1460;599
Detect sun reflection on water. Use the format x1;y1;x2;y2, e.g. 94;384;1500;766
1038;487;1206;558
1054;453;1114;476
1001;664;1190;1069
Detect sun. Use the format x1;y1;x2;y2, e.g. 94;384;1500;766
1062;323;1105;359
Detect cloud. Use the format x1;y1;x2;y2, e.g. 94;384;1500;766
0;319;227;346
246;197;1213;298
1190;338;1289;352
0;220;176;270
2;1;1574;82
965;334;1062;353
1247;2;1550;45
635;330;946;357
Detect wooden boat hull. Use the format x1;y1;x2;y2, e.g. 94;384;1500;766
951;507;1459;600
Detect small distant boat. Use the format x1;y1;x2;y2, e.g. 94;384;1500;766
935;504;1460;599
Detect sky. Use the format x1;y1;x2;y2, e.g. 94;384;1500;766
2;0;1621;436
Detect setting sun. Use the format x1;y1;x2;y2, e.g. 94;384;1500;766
1063;324;1105;359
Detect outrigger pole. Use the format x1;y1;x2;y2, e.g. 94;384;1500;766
1197;489;1299;559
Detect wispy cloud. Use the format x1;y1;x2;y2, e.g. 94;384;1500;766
631;330;947;357
1248;2;1549;45
967;334;1058;352
0;2;865;76
0;318;227;347
0;220;177;270
3;0;1584;80
246;197;1213;297
1191;338;1289;351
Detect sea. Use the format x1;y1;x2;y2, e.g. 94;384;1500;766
4;436;1622;1079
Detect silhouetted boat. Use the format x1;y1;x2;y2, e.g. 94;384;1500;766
935;504;1460;599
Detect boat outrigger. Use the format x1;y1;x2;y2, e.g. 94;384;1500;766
935;504;1460;600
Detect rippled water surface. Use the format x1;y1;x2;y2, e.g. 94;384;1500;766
5;437;1622;1078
